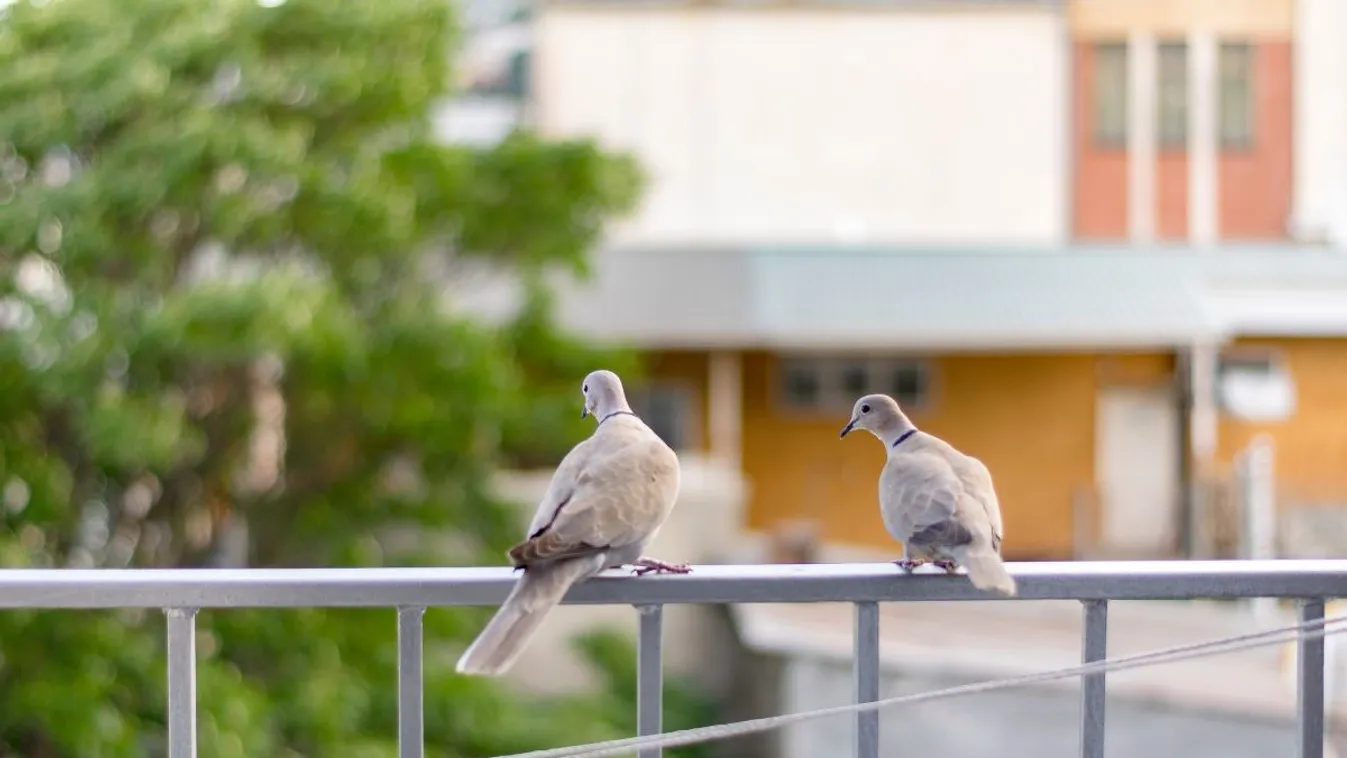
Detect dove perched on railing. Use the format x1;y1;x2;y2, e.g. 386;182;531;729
840;393;1017;597
456;369;688;676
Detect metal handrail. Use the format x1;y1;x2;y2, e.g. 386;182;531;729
0;559;1339;758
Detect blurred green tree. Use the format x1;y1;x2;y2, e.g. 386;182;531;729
0;0;714;756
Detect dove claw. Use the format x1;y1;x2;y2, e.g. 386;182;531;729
934;560;959;574
630;557;692;576
895;559;927;573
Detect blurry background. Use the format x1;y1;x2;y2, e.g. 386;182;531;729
2;0;1346;755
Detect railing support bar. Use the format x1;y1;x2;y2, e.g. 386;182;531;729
1298;598;1327;758
637;604;664;758
1080;599;1108;758
398;606;426;758
165;607;198;758
854;601;881;758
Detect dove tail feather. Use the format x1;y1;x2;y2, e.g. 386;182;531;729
958;548;1017;597
456;553;607;676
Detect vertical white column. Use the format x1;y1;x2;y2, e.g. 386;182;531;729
1188;341;1218;462
707;351;742;470
1294;0;1347;242
1128;32;1157;243
1186;341;1219;559
1188;30;1218;246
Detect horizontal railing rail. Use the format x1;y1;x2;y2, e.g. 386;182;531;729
0;559;1341;758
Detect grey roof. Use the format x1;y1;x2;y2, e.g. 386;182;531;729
554;245;1235;350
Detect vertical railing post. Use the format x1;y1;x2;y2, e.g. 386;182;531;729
398;606;425;758
853;601;881;758
1080;599;1109;758
1298;599;1327;758
165;608;198;758
637;604;664;758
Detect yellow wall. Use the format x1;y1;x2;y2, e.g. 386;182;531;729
1216;337;1347;506
643;348;1178;560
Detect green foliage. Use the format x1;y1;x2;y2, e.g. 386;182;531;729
0;0;687;755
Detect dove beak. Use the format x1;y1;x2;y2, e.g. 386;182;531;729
840;418;857;438
581;406;590;419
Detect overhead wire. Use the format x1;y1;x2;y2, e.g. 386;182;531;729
492;609;1347;758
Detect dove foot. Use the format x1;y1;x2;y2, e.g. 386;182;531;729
630;557;692;576
933;560;959;574
895;559;928;573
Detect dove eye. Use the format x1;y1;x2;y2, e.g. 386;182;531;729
583;384;589;393
860;404;871;414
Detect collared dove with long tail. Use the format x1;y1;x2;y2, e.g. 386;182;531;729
840;393;1017;597
456;369;689;676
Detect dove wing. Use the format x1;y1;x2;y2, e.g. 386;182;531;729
950;453;1004;551
510;430;678;566
882;452;974;548
522;436;596;541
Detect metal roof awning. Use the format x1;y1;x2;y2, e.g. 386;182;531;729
554;245;1224;350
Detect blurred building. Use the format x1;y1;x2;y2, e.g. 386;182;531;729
498;0;1347;563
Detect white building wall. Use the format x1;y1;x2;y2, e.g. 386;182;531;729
1294;0;1347;245
535;6;1068;245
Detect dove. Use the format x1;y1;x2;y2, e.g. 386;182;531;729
456;369;689;676
839;393;1017;597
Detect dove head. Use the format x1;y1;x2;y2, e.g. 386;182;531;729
580;369;631;421
839;393;914;446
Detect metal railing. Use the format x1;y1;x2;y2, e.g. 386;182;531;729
0;559;1343;758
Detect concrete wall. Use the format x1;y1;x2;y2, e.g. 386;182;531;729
771;654;1302;758
534;5;1068;245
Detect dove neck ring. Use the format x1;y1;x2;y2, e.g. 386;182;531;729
599;410;637;426
891;428;918;449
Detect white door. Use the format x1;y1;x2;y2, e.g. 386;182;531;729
1095;386;1181;557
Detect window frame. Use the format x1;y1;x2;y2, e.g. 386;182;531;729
774;355;936;416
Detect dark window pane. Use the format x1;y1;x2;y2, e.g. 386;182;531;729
781;363;820;407
839;362;869;399
631;387;688;450
1093;42;1129;146
888;363;927;406
1157;41;1189;148
1218;42;1254;148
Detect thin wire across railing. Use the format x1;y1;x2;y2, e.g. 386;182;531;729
0;561;1342;758
495;609;1347;758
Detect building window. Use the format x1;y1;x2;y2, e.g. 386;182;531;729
776;357;933;413
1218;42;1254;149
1157;40;1188;148
781;362;821;407
629;383;696;451
1092;41;1129;147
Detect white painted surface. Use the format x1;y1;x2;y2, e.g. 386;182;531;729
535;7;1067;244
1095;385;1181;556
1208;287;1347;336
1235;436;1279;626
1187;30;1217;246
707;351;743;470
1127;33;1157;243
1294;0;1347;244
